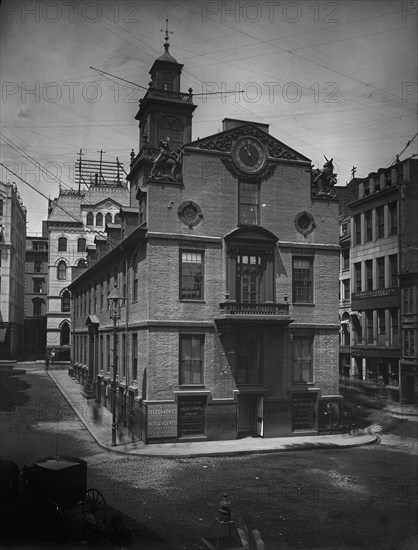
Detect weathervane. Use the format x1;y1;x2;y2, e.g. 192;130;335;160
161;18;173;46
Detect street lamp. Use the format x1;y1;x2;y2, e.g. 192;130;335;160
107;283;124;446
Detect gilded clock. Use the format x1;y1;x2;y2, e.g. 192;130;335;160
231;137;267;174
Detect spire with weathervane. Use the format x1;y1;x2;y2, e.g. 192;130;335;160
135;18;196;151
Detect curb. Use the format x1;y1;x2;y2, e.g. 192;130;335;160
48;372;379;459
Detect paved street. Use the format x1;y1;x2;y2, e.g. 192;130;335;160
1;363;417;550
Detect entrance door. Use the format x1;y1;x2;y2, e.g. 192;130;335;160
256;396;264;436
238;395;260;437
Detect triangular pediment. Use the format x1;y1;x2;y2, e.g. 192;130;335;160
187;123;310;163
81;197;122;210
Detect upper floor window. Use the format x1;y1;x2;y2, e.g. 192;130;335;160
86;212;94;226
377;257;385;289
354;262;362;292
132;333;138;380
33;298;44;316
376;206;384;239
239;182;259;225
180;251;204;300
57;260;67;280
292;336;313;383
34;260;43;273
96;212;103;226
389;201;398;235
162;71;175;91
105;213;112;225
364;180;370;196
366;260;373;290
292;257;313;303
61;289;71;312
385;171;392;187
403;287;415;314
33;278;44;293
179;335;204;385
139;195;147;226
0;199;3;216
60;322;70;346
365;210;373;242
403;329;416;357
77;238;86;253
342;248;349;271
354;215;361;245
342;279;350;301
158;117;183;150
389;254;398;287
237;254;263;303
115;213;121;225
132;263;138;303
58;237;67;252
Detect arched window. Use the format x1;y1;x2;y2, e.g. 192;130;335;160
61;289;71;312
115;213;121;224
57;260;67;280
96;212;103;226
60;322;70;346
105;213;112;225
58;237;67;252
86;212;94;225
77;238;86;252
158;117;183;150
77;258;88;267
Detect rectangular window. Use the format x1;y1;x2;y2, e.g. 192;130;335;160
180;251;203;300
389;255;398;287
389;201;398;235
139;196;147;226
354;215;361;245
378;309;386;335
342;248;349;271
132;333;138;380
403;329;416;357
236;326;262;384
239;182;259;225
33;301;42;316
180;335;204;385
343;279;350;300
293;257;313;303
237;253;263;303
385;171;392;187
377;257;385;289
354;262;362;292
364;180;370;196
366;260;373;291
292;337;313;383
365;210;373;241
366;311;374;344
376;206;384;239
34;260;43;273
390;308;399;345
403;287;415;314
33;279;43;293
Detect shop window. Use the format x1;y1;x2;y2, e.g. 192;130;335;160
293;257;313;303
58;237;67;252
239;182;259;225
180;251;204;300
179;335;204;385
292;336;313;383
236;326;262;384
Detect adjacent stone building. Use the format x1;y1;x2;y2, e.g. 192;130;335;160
0;181;27;359
69;38;342;444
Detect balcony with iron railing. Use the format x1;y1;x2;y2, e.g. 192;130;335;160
144;87;193;103
215;299;291;324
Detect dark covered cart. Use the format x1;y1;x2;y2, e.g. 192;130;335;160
1;456;107;542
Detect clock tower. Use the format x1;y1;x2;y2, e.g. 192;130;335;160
135;21;197;152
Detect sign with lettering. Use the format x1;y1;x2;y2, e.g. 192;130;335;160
291;393;317;431
178;397;206;437
147;403;177;439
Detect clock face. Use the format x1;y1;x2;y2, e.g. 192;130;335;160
232;137;267;174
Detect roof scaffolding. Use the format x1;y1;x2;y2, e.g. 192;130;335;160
75;149;125;190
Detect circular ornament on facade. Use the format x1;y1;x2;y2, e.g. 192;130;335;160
231;137;267;175
178;201;203;228
295;211;316;236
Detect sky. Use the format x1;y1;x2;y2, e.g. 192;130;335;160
1;0;417;234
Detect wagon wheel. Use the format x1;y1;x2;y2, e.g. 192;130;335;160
45;499;66;540
83;488;107;524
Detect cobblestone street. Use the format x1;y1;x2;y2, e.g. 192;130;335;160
1;363;417;549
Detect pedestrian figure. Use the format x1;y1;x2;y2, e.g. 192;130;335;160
50;348;56;364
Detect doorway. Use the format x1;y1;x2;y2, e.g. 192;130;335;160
238;395;263;437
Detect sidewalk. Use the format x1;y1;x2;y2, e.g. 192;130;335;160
48;368;379;458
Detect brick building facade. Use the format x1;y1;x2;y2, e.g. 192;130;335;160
69;39;341;443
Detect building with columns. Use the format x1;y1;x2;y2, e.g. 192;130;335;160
69;35;342;443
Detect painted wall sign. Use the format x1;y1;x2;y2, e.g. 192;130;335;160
291;393;317;431
178;396;206;437
147;403;177;438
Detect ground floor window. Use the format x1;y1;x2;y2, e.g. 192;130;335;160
292;336;313;383
291;393;317;431
179;335;204;385
178;396;206;437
